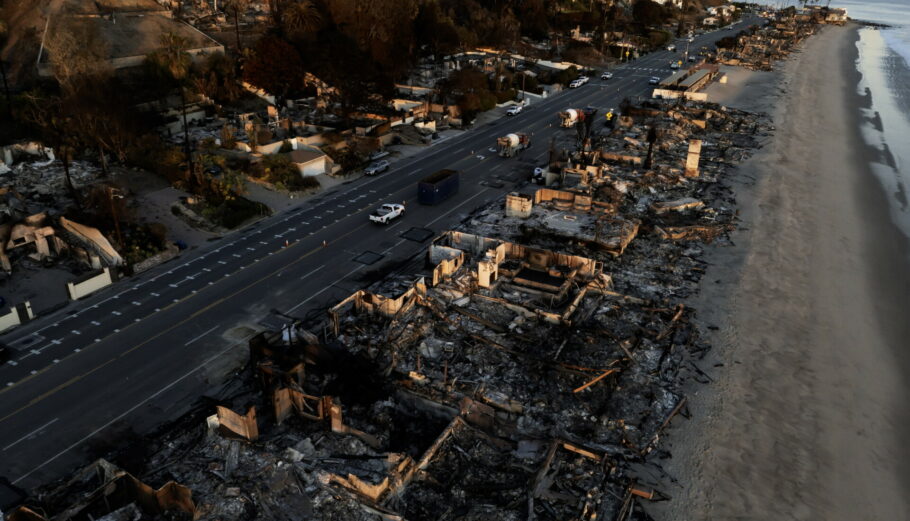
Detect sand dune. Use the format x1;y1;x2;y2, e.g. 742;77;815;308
652;24;910;520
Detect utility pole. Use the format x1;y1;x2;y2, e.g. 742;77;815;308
107;187;125;248
0;58;10;118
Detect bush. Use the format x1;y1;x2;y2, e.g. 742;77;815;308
251;154;321;191
147;222;168;248
495;88;517;104
552;66;580;87
515;74;539;93
202;196;271;229
479;91;498;111
121;223;169;265
127;134;184;183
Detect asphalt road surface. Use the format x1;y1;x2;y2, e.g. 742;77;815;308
0;18;761;490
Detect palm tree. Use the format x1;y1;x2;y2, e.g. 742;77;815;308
146;33;195;178
282;0;322;40
223;0;250;52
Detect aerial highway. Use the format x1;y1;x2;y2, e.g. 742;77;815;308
0;17;760;490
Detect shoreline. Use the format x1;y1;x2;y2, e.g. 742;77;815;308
847;23;910;503
653;22;910;519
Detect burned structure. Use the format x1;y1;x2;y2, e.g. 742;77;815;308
8;95;772;521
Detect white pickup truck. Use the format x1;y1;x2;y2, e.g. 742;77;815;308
369;203;405;224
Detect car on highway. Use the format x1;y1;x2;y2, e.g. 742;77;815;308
648;76;660;85
369;203;405;224
363;160;390;176
600;71;613;80
505;105;523;116
666;44;676;52
670;62;680;69
569;76;590;88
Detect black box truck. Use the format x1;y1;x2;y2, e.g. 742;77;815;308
417;169;460;205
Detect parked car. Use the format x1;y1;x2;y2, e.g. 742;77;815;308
505;105;523;116
648;76;660;85
577;75;590;84
369;203;405;224
666;44;676;52
364;160;390;176
0;343;10;365
670;62;680;69
688;55;697;62
600;71;613;80
568;78;584;88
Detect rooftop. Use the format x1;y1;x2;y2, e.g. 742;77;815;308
39;14;223;74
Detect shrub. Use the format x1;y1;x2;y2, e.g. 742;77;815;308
479;91;498;111
201;196;271;229
252;154;320;191
552;66;580;87
495;88;517;104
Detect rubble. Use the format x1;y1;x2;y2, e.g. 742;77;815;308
16;96;771;521
716;14;819;71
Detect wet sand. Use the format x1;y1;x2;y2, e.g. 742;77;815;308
653;24;910;520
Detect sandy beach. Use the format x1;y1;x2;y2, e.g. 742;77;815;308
653;23;910;520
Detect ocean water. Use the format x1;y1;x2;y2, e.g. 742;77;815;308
849;0;910;235
752;1;910;236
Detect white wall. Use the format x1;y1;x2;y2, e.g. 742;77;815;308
0;307;20;333
651;89;708;101
67;268;113;300
295;158;329;177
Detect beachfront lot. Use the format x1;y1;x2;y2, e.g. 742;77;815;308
652;23;910;520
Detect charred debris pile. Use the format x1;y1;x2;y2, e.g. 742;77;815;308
716;15;818;71
9;99;772;521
